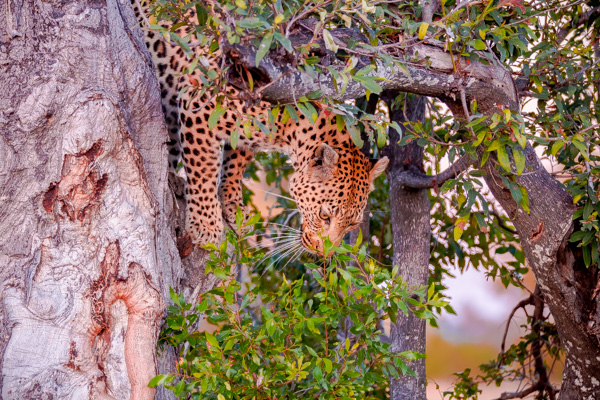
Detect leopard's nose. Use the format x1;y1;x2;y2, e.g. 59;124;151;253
301;232;325;257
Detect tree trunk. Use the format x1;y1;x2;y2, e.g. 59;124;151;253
0;1;214;399
382;93;430;400
481;145;600;399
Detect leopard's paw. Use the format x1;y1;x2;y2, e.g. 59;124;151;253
185;216;225;248
222;203;252;233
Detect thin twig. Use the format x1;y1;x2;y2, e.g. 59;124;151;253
507;0;587;27
394;154;475;189
499;294;533;357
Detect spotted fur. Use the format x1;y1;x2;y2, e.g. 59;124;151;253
133;1;388;255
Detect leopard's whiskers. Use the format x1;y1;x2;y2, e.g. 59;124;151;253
250;186;296;203
251;237;300;253
282;244;304;271
255;240;299;262
364;252;390;267
265;242;301;272
262;222;301;233
247;231;300;245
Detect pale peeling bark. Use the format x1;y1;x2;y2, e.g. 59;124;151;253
0;0;213;399
225;28;600;398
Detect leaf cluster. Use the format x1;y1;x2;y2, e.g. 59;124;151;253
151;218;446;399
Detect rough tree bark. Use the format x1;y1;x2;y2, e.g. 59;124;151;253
382;93;430;400
0;1;215;399
225;26;600;399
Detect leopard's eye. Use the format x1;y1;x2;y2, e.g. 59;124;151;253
319;209;330;222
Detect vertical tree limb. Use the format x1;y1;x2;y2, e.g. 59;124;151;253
383;92;430;400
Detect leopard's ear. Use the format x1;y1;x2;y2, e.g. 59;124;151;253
311;143;339;181
368;157;389;190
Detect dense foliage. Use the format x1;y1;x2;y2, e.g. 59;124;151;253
146;0;599;397
150;213;448;399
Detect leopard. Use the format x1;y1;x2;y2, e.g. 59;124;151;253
132;1;388;256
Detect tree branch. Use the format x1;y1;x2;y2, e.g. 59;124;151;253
496;287;557;400
490;210;517;235
222;31;518;115
395;154;475;189
421;0;440;23
499;294;534;357
495;383;543;400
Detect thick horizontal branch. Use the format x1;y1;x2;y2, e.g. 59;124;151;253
395;154;474;189
223;29;519;114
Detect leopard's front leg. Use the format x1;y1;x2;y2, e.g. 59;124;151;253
182;132;224;246
219;144;254;230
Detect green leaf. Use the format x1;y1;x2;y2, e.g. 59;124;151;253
230;128;240;149
466;115;488;128
296;102;318;124
489;113;501;129
490;9;503;25
570;230;591;242
584;201;593;220
322;29;339;53
197;298;208;313
513;147;525;175
313;365;323;381
285;104;299;123
480;151;490;167
237;17;264;29
353;75;382;94
255;32;274;66
195;5;208;26
336;114;344;132
572;139;590;161
223;339;235;351
551;139;565;156
208;107;226;130
148;374;170;387
454;215;468;241
519;186;530;213
583;245;591;266
486;140;503;152
274;31;293;52
243;120;253;138
173;379;185;396
471;39;486;50
323;358;333;374
205;331;220;349
496;145;511;173
169;287;180;307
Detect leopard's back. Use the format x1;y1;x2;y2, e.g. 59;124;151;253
133;1;388;254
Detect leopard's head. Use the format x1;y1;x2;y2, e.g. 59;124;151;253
289;143;388;256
